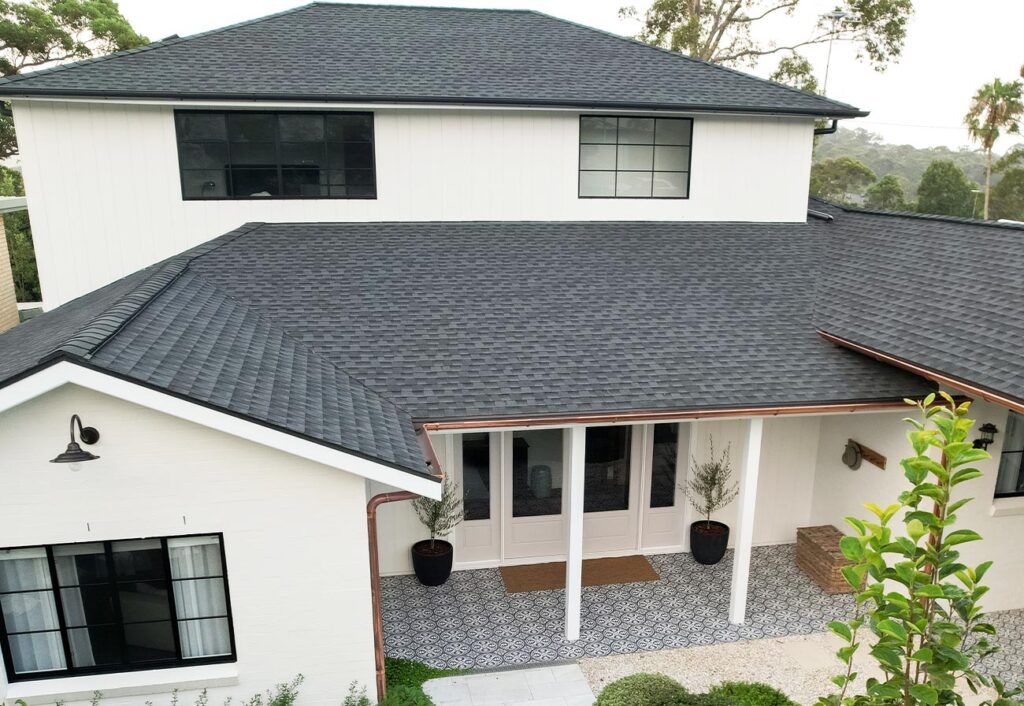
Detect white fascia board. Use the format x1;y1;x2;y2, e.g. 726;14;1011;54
0;361;442;499
7;96;817;120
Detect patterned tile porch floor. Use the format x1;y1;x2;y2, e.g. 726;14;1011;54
382;545;1024;684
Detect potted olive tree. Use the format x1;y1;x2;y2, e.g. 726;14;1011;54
683;437;739;565
410;477;464;586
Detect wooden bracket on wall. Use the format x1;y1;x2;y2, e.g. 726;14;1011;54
850;439;886;470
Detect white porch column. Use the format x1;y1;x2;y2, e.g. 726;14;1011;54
565;425;586;641
729;416;763;625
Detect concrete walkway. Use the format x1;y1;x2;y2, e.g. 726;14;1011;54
424;663;595;706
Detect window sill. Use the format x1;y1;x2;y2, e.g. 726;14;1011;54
3;662;239;705
991;496;1024;517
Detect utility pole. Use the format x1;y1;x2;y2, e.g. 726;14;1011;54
822;9;848;95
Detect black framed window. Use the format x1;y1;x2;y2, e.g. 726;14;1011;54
995;411;1024;498
650;423;679;508
174;111;376;200
0;534;234;682
584;426;632;513
579;116;692;199
462;433;491;521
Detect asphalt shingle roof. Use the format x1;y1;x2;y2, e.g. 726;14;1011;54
814;202;1024;407
0;3;864;118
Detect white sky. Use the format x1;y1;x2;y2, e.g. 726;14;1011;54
115;0;1024;152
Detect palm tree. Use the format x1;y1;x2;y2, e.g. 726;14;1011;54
965;78;1024;219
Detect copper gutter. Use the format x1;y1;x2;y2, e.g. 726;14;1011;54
419;399;913;432
818;330;1024;415
367;490;417;702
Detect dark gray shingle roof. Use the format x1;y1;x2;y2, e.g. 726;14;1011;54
0;3;864;118
0;227;432;479
814;202;1024;407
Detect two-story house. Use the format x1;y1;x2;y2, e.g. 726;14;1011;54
0;4;1021;705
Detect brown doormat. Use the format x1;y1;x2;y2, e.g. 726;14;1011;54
499;555;659;593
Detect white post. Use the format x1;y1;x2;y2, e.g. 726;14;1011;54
565;425;586;641
729;417;763;625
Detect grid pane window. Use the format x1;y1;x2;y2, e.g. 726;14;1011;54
0;535;234;682
175;111;376;200
579;116;692;199
995;411;1024;497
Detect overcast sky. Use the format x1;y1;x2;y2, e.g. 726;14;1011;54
116;0;1024;153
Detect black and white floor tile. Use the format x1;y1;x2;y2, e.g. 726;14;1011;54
381;545;1024;684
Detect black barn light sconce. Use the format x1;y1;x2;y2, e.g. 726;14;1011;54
973;423;999;451
51;414;101;467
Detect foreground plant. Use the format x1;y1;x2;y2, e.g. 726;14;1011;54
819;393;1021;706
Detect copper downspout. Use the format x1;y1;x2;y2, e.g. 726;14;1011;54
419;398;913;432
367;489;417;702
817;330;1024;415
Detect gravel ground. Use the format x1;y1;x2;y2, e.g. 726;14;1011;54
579;632;998;706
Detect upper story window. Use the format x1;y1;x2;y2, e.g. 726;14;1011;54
578;116;692;199
174;111;376;200
995;411;1024;498
0;534;234;681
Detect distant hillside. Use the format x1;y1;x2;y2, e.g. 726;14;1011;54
813;127;1001;197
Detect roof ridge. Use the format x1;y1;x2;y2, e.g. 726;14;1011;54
0;3;320;88
310;1;531;12
811;196;1024;231
523;8;865;117
50;223;266;362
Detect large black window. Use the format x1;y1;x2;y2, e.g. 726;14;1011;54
579;116;692;199
584;426;632;513
995;411;1024;498
0;535;234;682
174;111;376;200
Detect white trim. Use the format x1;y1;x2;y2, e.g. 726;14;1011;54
0;361;442;498
565;425;586;641
729;417;763;624
8;96;819;120
991;496;1024;517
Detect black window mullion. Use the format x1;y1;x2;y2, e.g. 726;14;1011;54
160;538;183;661
219;537;237;661
44;546;73;672
104;541;129;667
273;115;284;196
224;130;234;198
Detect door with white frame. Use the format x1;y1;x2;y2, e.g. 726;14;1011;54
640;422;689;551
502;428;569;560
581;425;643;555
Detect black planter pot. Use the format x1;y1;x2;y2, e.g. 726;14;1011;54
411;539;454;586
690;521;730;565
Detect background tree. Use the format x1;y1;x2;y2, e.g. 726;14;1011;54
769;52;818;93
810;156;876;204
621;0;913;85
0;0;148;158
965;77;1024;219
863;173;907;210
0;165;37;301
915;160;976;218
989;168;1024;221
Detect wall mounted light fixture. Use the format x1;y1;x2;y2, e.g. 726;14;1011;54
973;423;999;450
51;414;101;468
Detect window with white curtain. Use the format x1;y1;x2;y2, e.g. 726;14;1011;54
0;535;234;681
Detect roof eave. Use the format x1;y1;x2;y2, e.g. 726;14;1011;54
0;89;868;118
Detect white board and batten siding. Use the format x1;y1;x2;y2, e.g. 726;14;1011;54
0;385;377;706
12;100;816;307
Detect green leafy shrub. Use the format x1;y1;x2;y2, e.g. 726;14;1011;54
342;682;372;706
709;682;796;706
380;684;434;706
385;657;466;688
595;673;689;706
676;694;735;706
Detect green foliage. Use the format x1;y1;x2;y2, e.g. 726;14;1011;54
684;436;738;525
916;160;977;218
411;476;464;548
769;53;818;94
380;685;434;706
0;164;39;301
989;168;1024;221
622;0;912;73
817;394;1020;706
708;682;797;706
0;0;148;157
595;672;690;706
810;157;876;204
238;675;304;706
863;174;907;211
965;76;1024;219
342;683;373;706
385;657;467;689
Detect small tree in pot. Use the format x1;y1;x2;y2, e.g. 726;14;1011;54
410;477;464;586
684;437;739;565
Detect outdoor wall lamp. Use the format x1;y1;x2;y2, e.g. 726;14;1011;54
51;414;101;468
973;423;999;451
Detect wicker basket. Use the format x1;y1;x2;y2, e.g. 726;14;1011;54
796;525;856;594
